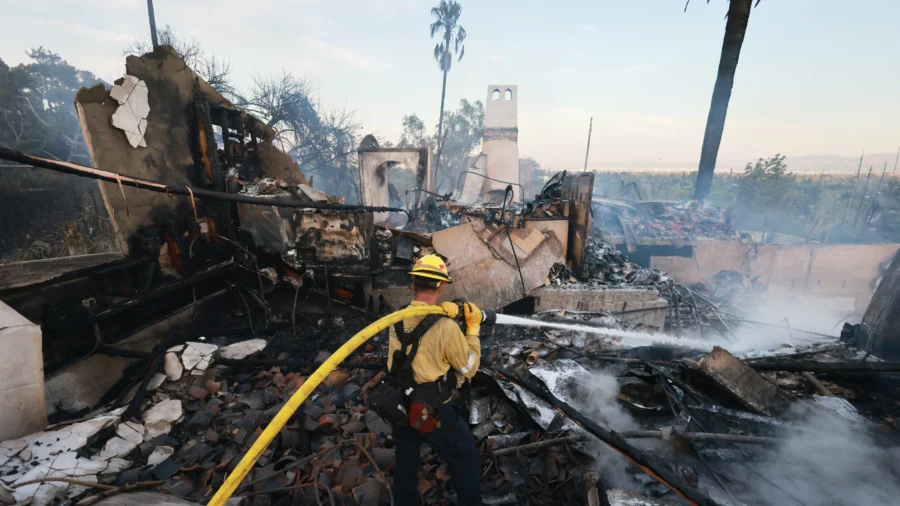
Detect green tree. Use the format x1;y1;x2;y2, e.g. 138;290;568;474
237;72;362;201
692;0;757;200
0;48;104;162
0;58;45;154
397;114;432;149
435;99;483;193
429;0;467;182
736;154;795;214
0;50;113;261
391;101;483;194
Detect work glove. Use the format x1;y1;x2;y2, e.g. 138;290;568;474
463;302;482;336
439;301;459;319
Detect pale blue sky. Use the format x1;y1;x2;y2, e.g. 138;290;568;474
2;0;898;170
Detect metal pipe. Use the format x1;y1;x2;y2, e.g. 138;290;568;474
0;147;408;215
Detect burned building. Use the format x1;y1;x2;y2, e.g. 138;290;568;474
1;48;900;506
0;45;400;438
357;144;432;226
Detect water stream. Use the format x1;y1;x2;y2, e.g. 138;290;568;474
493;313;720;351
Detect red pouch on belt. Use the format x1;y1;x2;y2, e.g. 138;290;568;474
408;402;439;433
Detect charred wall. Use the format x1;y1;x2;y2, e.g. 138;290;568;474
858;250;900;359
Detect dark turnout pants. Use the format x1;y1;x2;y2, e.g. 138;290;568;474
393;402;483;505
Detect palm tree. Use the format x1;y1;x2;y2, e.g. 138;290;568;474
430;0;466;182
146;0;159;48
693;0;755;200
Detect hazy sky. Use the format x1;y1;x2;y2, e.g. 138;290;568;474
2;0;898;170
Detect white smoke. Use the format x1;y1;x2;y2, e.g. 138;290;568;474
568;369;649;491
732;404;900;505
655;293;857;357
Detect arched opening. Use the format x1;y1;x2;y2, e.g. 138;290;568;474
492;89;501;101
376;161;416;208
504;89;513;100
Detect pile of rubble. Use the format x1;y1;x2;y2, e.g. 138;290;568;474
236;178;340;204
4;40;900;506
4;295;898;506
596;200;735;244
549;239;670;288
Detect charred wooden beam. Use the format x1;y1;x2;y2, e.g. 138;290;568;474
748;360;900;374
623;430;782;445
492;435;589;456
91;260;235;322
0;147;407;215
492;430;782;457
488;364;721;506
800;372;834;396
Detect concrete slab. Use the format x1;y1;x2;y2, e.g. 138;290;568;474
696;346;793;417
432;222;562;309
531;286;668;329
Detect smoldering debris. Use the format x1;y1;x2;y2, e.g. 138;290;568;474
549;238;669;287
738;410;900;506
1;45;898;506
594;199;735;245
2;239;898;506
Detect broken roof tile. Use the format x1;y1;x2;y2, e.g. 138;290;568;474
219;339;268;360
109;75;150;148
143;399;183;425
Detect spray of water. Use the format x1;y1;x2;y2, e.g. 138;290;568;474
493;313;720;350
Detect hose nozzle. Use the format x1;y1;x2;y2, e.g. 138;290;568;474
451;299;497;326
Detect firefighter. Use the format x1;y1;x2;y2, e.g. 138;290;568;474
385;254;483;505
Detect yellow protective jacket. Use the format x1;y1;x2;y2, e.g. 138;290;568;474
387;300;481;388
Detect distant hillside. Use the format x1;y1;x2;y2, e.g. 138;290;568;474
586;152;899;174
722;153;899;174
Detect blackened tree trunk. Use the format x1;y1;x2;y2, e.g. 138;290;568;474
146;0;159;49
434;63;449;180
693;0;752;201
858;249;900;359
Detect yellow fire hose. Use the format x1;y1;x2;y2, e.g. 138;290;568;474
207;304;448;506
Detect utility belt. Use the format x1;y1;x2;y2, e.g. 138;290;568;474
368;313;457;433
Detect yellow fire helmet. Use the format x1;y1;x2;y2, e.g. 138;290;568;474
409;254;453;284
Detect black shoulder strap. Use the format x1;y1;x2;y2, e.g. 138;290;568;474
390;314;443;375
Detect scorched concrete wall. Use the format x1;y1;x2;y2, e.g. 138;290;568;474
531;286;668;330
0;301;47;441
481;140;519;197
650;240;900;311
358;149;430;223
485;85;518;129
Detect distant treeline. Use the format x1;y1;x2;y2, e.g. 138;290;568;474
536;155;900;244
